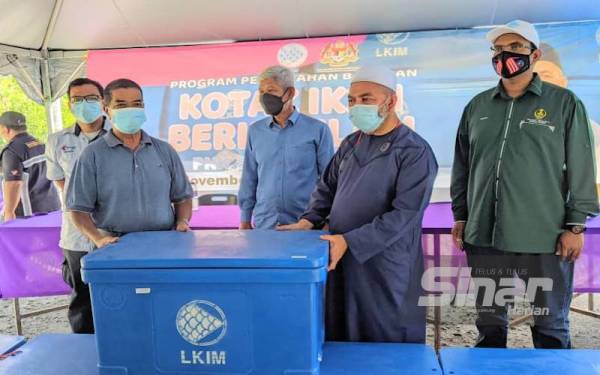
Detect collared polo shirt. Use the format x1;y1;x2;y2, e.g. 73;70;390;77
66;130;193;234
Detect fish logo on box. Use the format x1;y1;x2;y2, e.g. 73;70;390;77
177;300;227;346
177;300;228;366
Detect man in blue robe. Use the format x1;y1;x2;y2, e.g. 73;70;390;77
278;64;438;343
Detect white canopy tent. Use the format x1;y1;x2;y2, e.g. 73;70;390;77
1;0;599;131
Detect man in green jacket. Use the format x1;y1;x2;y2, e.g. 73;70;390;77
451;20;598;348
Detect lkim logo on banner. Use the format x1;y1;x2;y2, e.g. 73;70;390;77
376;32;410;45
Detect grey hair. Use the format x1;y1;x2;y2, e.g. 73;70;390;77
258;65;295;89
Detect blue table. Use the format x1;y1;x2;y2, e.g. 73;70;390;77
0;335;25;355
440;347;600;375
322;342;441;374
0;334;97;374
0;334;443;374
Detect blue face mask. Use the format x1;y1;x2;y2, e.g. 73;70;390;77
111;108;147;134
349;104;386;134
71;101;103;124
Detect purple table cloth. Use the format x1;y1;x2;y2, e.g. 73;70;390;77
0;206;239;298
0;203;598;299
0;212;66;299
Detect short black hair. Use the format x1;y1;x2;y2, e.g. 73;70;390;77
67;78;104;98
104;78;143;105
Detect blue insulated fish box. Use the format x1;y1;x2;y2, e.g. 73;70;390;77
81;230;328;375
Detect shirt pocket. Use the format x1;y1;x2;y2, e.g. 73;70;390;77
286;140;316;172
515;118;563;154
58;146;78;171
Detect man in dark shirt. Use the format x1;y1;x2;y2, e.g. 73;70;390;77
0;111;60;221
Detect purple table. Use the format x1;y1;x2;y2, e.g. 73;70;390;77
1;203;598;299
1;203;599;343
0;212;66;299
0;206;239;299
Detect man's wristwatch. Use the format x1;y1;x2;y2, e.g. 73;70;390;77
565;225;586;234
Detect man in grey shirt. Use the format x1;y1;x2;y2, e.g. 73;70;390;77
67;78;193;250
46;78;108;333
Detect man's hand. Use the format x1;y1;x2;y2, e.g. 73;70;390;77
3;181;22;221
176;219;190;232
92;235;119;249
3;211;16;222
321;234;348;271
239;222;253;230
555;231;584;262
452;221;466;251
276;219;314;231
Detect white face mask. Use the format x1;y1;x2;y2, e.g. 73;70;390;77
348;97;391;134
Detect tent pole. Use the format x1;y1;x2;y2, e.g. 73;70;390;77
44;99;63;134
42;0;65;51
41;55;63;134
39;0;66;134
41;53;55;133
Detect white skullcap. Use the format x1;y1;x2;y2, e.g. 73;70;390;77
351;63;397;92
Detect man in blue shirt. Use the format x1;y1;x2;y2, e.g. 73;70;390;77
238;65;334;229
67;79;193;248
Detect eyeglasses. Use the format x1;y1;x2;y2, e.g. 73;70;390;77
490;43;535;54
70;95;101;104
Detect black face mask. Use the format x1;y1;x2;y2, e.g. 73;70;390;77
492;51;531;79
260;89;289;116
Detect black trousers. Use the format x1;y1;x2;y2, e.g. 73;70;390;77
465;244;574;349
62;249;95;334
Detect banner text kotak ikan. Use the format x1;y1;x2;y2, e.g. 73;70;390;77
168;75;415;152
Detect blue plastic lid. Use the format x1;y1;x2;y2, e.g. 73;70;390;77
82;230;329;270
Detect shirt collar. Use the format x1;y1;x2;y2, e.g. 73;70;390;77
491;73;543;99
268;108;300;128
104;129;153;148
6;132;29;146
72;116;110;137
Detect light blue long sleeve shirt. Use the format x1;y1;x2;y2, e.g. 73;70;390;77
238;109;334;229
